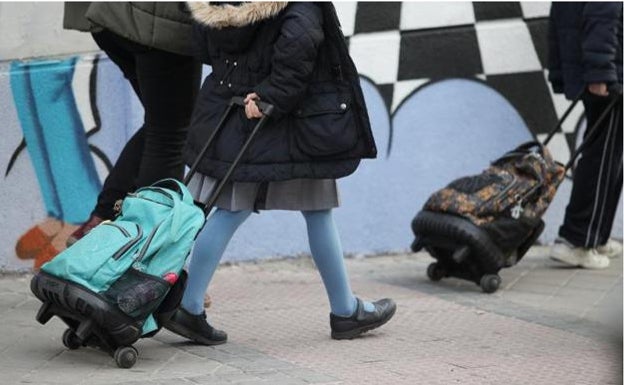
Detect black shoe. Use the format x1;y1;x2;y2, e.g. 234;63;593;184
163;307;227;345
330;298;397;340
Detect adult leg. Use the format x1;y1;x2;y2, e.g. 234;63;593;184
91;129;145;219
90;30;144;220
559;95;622;247
593;103;623;246
132;44;202;186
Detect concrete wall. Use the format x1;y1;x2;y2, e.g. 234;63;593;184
0;2;621;271
0;2;98;61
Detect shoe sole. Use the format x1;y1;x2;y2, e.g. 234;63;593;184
550;256;609;270
163;321;227;346
549;255;580;267
331;305;397;340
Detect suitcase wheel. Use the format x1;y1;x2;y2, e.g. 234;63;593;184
114;346;138;369
479;274;501;294
62;328;82;350
426;263;446;282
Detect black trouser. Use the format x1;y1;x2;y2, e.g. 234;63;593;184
559;94;623;248
91;30;202;219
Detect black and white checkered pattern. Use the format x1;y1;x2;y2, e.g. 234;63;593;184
335;1;585;165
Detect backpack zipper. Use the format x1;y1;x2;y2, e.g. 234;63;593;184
112;224;143;260
127;189;174;208
134;223;162;263
102;222;131;237
475;172;518;212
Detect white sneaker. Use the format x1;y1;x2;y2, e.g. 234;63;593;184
596;239;623;259
550;240;610;269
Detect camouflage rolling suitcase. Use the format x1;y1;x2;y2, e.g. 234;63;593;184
411;93;621;293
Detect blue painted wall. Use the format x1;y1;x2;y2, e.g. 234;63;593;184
0;2;621;271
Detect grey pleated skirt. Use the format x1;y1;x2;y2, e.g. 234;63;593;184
187;172;340;211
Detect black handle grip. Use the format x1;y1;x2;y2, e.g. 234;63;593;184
230;96;275;116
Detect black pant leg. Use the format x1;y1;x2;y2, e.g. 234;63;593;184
92;31;141;98
559;95;623;247
596;103;623;245
133;47;202;187
90;30;145;219
93;128;145;218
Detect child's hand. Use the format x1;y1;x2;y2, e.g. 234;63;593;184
588;83;609;97
244;93;264;119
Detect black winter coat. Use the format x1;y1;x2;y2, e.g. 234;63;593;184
548;2;623;99
184;2;377;183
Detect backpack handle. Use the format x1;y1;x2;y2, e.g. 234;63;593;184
150;178;195;206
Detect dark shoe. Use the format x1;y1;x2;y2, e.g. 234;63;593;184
330;298;396;340
163;307;227;345
66;215;104;247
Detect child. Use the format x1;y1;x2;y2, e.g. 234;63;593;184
164;2;396;343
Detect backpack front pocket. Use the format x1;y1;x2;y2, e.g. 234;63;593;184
103;268;170;319
42;220;142;291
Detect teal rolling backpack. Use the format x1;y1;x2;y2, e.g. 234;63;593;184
30;98;273;368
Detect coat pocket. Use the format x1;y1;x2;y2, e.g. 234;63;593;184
293;93;358;157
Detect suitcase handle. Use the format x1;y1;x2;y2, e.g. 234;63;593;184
564;93;621;170
542;88;585;146
230;96;275;117
184;97;275;214
542;89;622;170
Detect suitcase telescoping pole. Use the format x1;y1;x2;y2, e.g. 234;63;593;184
183;97;275;215
542;90;622;170
563;94;621;170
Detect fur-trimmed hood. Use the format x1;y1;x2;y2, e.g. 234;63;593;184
188;2;288;29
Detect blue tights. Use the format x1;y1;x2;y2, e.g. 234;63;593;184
181;208;372;317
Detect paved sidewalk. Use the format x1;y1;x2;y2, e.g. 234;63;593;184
0;246;621;385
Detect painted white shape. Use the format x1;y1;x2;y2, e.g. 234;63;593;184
334;1;357;37
520;2;552;19
93;148;111;185
392;78;430;112
475;74;487;81
538;132;570;165
475;19;543;75
543;70;585;134
400;2;476;31
72;55;96;135
0;2;98;61
349;31;401;84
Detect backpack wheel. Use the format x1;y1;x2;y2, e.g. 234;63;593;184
480;274;501;294
114;346;138;369
62;328;81;350
426;262;446;281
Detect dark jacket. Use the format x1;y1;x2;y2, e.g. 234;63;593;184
63;2;195;56
548;2;623;99
184;2;377;183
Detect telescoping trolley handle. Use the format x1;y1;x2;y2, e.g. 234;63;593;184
183;96;275;214
542;89;622;170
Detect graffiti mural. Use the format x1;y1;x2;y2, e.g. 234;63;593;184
1;55;141;271
8;57;100;269
0;2;621;271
